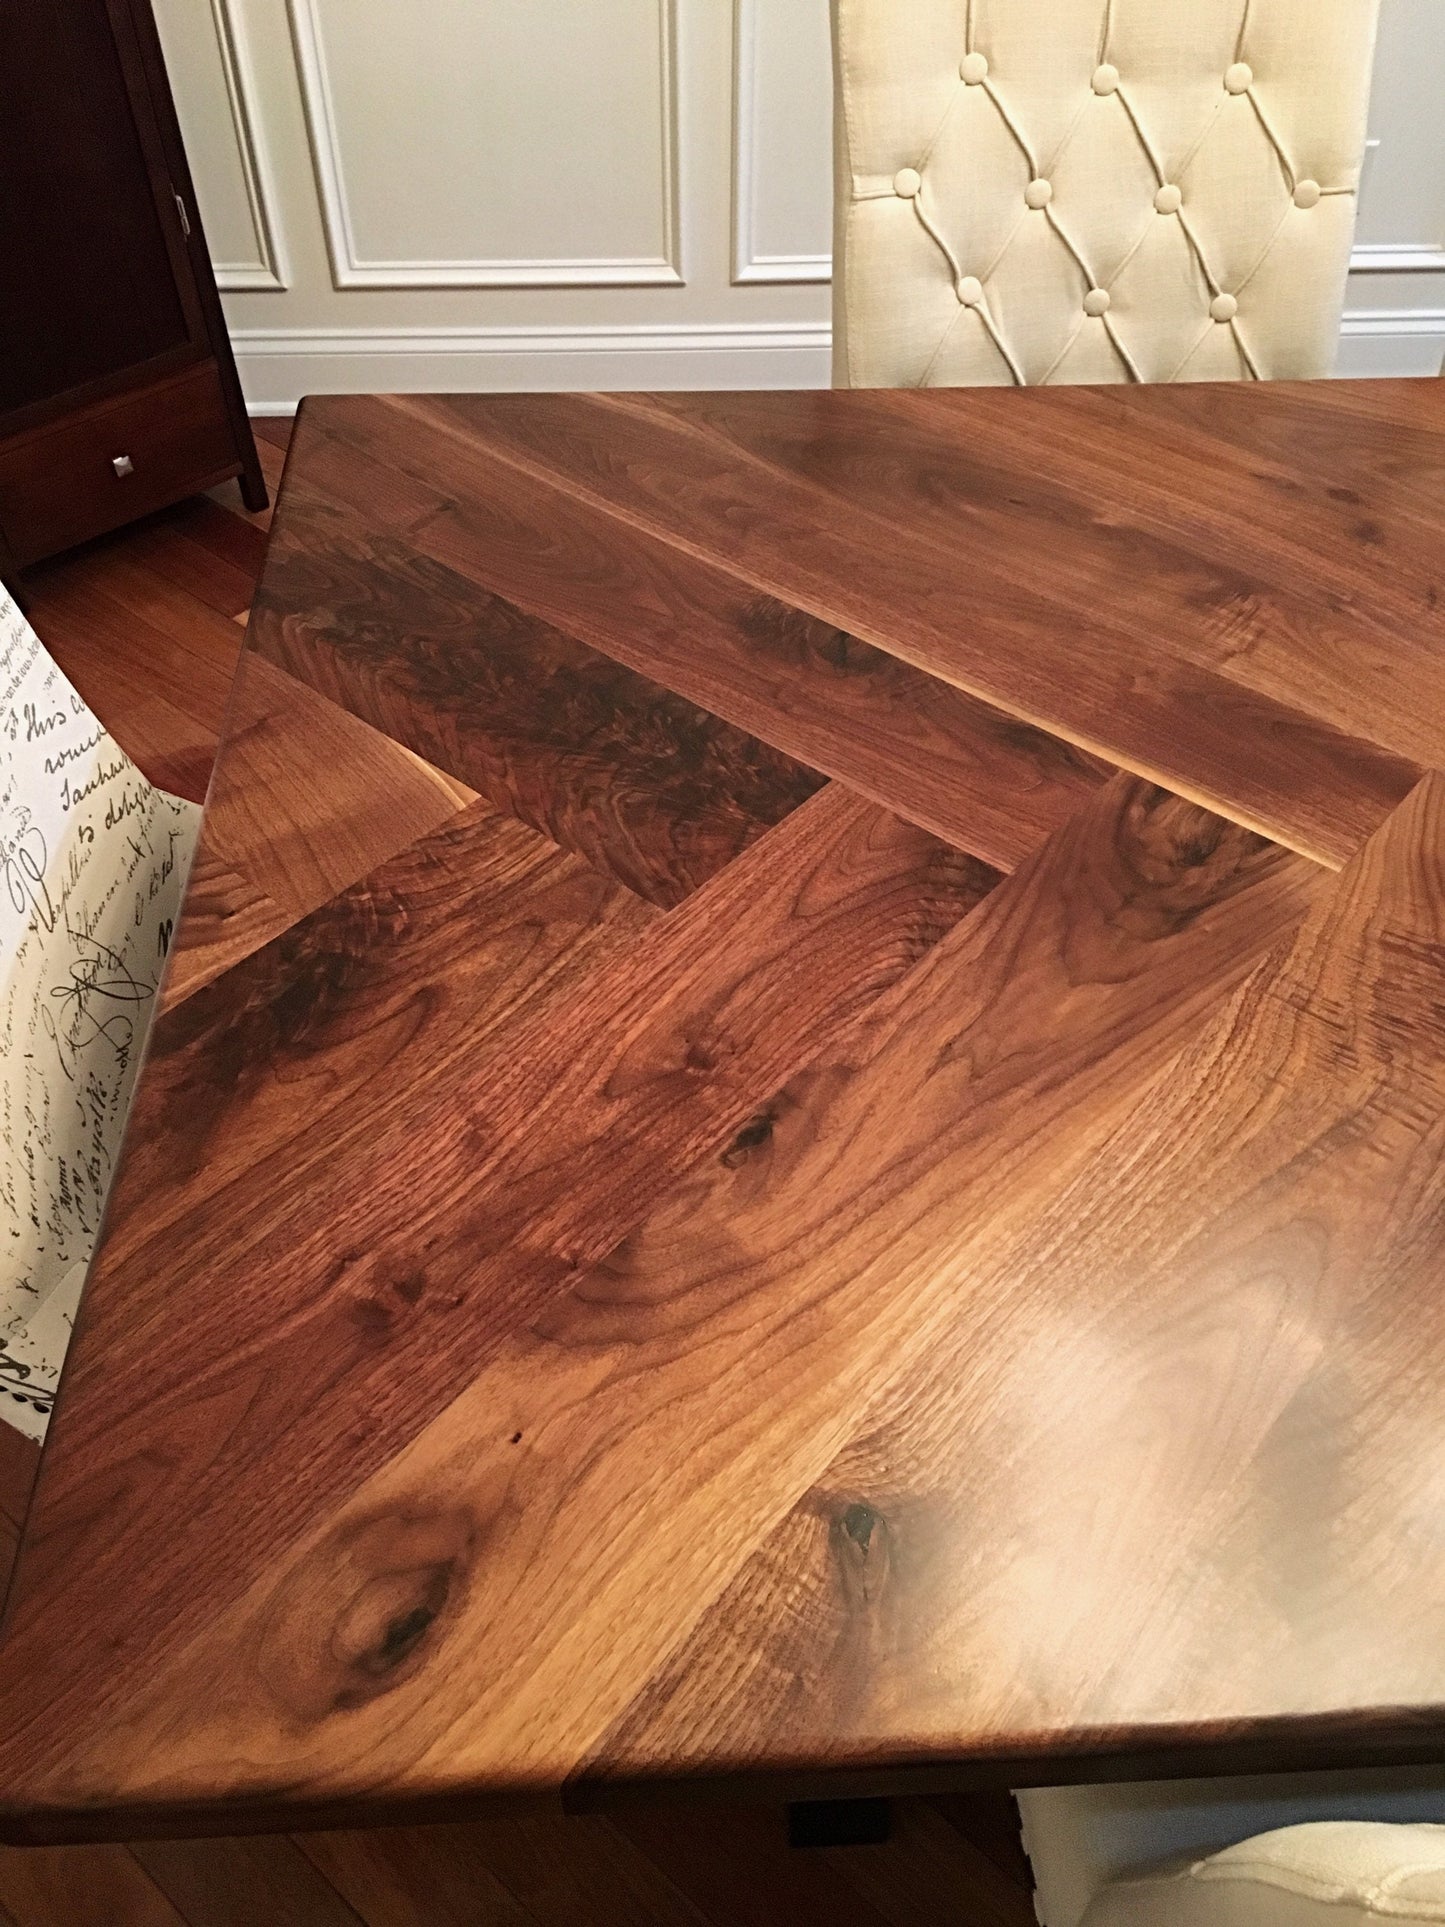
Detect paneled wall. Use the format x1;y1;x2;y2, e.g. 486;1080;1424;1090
152;0;1444;409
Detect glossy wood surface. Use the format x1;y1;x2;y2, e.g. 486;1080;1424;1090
0;422;1037;1922
5;381;1445;1842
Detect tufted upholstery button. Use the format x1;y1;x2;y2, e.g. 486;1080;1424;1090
1210;291;1238;321
834;0;1381;390
1293;177;1322;207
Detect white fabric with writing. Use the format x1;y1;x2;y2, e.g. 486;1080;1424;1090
0;587;198;1441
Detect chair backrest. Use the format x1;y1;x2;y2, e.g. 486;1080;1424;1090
831;0;1382;387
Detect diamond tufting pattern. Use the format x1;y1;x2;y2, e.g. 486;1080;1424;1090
832;0;1383;386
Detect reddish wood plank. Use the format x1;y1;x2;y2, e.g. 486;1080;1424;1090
0;789;998;1830
0;779;1321;1832
286;402;1109;873
7;383;1445;1851
385;388;1427;867
123;799;658;1256
251;495;828;907
165;652;476;1005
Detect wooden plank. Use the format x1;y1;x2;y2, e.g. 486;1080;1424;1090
304;1817;711;1927
27;554;242;723
251;498;829;908
285;404;1110;873
296;1827;539;1927
130;1836;366;1927
373;389;1424;868
0;780;1320;1828
118;799;658;1260
0;1425;40;1606
123;502;264;620
590;771;1445;1788
0;1845;184;1927
164;652;476;1006
251;416;296;454
9;601;221;803
0;788;999;1829
605;1802;899;1927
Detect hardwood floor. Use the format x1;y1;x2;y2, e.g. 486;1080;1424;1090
0;416;1037;1926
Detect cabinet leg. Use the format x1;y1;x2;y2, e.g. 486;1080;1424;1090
238;463;269;514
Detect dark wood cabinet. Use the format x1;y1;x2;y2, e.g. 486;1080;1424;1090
0;0;265;571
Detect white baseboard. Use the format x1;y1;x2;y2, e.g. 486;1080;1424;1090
236;312;1442;411
236;321;833;412
1336;309;1445;376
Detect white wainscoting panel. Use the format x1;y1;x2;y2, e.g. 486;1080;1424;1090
287;0;681;287
147;0;1441;400
732;0;833;284
152;0;287;290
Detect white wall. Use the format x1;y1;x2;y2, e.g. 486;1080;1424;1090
152;0;1445;410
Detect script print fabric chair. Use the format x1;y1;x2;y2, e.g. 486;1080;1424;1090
0;587;198;1442
831;0;1383;386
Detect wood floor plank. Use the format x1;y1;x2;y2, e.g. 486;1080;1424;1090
818;1800;1036;1927
26;554;241;724
0;1846;184;1927
251;494;829;907
252;415;296;453
0;780;1322;1827
593;771;1445;1788
310;1815;713;1927
165;652;476;1006
606;1802;900;1927
9;602;222;803
129;1836;365;1927
296;1827;541;1927
121;513;259;623
384;390;1422;868
288;401;1111;873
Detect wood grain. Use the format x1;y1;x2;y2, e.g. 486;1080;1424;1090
165;651;476;1005
251;496;827;907
1;787;998;1819
284;404;1110;871
7;381;1445;1844
122;799;658;1232
0;778;1321;1830
382;386;1431;866
0;410;1038;1922
592;771;1445;1788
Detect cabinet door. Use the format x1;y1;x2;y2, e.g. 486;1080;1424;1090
0;0;206;427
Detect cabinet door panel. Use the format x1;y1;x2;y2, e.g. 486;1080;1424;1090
0;0;197;416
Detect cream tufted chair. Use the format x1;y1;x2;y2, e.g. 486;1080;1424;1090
1079;1822;1445;1925
831;0;1383;385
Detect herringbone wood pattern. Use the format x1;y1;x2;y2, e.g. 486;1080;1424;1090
0;414;1036;1926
